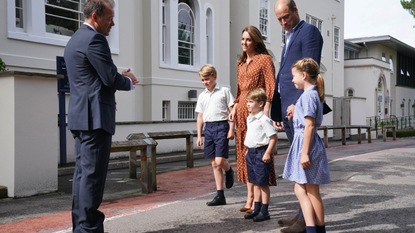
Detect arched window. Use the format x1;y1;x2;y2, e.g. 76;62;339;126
178;2;195;65
347;89;354;97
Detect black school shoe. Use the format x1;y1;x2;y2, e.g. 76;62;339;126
244;210;259;219
206;195;226;206
225;168;234;189
253;212;270;222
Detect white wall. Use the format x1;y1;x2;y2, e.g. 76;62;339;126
0;72;59;197
345;58;390;119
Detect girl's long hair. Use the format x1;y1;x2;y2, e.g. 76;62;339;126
291;58;325;103
237;26;269;66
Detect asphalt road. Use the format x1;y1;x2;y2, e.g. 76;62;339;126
0;138;414;233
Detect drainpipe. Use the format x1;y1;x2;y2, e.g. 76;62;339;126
363;41;369;57
331;14;336;96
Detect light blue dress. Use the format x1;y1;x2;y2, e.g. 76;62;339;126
283;85;331;184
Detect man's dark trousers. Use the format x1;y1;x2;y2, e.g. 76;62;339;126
71;129;112;233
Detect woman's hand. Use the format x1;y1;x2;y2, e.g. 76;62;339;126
273;121;284;131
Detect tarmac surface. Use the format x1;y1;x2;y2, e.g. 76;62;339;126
0;137;414;233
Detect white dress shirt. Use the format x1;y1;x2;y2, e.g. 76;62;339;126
195;83;234;122
244;111;278;148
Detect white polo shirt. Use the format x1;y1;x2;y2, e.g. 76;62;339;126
244;111;278;148
195;83;234;122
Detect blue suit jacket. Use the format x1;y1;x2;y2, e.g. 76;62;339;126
271;20;323;122
64;24;131;135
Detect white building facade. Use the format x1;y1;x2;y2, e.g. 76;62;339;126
345;36;415;120
1;0;345;164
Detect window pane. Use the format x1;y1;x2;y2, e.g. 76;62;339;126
178;3;194;65
178;102;196;120
45;0;83;36
15;0;24;28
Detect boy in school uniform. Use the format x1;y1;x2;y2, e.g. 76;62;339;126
243;88;278;222
196;64;235;206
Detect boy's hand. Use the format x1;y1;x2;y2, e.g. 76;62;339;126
227;129;234;140
300;153;311;169
196;137;203;148
228;111;236;122
262;153;271;163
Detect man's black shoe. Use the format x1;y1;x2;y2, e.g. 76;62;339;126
253;212;270;222
244;210;259;219
225;168;234;189
206;195;226;206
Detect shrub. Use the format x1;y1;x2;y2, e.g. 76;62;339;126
386;129;415;137
0;58;6;72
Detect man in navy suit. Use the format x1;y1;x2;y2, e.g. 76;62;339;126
64;0;139;232
271;0;323;232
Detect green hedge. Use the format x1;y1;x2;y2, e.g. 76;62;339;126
386;129;415;137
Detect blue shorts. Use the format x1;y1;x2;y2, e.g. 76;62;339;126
246;145;270;186
204;121;229;159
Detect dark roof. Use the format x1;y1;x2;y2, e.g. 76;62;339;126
346;35;415;57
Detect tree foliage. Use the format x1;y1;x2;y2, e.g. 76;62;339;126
401;0;415;18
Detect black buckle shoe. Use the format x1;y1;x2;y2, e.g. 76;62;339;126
206;195;226;206
244;210;259;219
225;168;234;189
253;212;270;222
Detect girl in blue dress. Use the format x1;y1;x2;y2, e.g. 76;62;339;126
283;58;330;233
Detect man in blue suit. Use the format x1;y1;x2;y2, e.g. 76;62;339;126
271;0;323;232
64;0;138;232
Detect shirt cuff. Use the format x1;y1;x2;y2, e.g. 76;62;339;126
126;76;134;90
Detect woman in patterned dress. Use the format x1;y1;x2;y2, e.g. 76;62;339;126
229;26;277;212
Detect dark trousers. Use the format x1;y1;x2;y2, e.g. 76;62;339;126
283;117;295;145
71;129;112;233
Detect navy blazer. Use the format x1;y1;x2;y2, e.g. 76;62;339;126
64;24;131;135
271;20;323;122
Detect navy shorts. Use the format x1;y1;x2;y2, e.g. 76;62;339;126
246;145;270;186
204;121;229;159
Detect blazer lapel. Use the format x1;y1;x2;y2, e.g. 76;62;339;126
280;20;305;69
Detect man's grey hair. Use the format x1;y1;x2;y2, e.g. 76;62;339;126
281;0;297;12
83;0;115;19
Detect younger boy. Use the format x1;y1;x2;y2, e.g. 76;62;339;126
243;88;278;222
195;64;235;206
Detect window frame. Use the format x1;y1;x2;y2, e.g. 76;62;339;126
159;0;210;72
334;27;340;61
305;14;323;33
6;0;120;54
15;0;25;30
205;6;214;65
178;2;196;66
281;28;286;46
162;100;171;121
178;101;197;120
259;0;270;42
